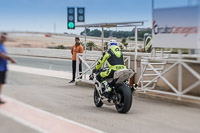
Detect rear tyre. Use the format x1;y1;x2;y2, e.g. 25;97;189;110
115;84;132;113
94;88;103;107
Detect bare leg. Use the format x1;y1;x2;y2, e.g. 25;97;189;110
0;84;2;97
0;84;5;103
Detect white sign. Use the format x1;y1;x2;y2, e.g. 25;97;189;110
152;6;200;49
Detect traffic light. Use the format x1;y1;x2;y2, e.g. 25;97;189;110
67;7;75;29
77;7;85;22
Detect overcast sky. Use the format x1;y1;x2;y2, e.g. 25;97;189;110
0;0;195;34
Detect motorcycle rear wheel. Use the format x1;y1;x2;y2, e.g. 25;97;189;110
115;84;132;113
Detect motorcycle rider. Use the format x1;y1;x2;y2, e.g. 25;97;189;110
94;40;127;95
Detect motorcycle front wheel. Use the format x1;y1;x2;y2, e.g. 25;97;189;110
94;88;103;107
115;84;132;113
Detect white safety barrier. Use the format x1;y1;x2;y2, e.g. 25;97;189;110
139;49;200;101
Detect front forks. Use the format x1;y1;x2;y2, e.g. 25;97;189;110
95;81;102;97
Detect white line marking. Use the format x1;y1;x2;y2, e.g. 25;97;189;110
8;64;72;79
2;95;105;133
0;109;49;133
10;55;72;61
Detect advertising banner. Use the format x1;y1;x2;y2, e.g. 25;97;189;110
152;6;199;49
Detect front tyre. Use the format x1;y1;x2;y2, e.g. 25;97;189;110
115;84;132;113
94;88;103;107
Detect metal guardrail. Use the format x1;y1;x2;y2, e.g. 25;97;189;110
75;53;131;82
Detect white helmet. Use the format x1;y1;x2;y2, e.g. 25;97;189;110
109;40;117;46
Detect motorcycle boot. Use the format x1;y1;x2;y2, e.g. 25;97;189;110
101;81;111;98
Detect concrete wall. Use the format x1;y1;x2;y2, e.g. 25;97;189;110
157;63;200;96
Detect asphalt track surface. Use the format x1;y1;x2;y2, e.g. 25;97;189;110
11;55;93;72
1;71;200;133
11;55;74;72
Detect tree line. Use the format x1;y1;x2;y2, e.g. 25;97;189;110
80;28;152;39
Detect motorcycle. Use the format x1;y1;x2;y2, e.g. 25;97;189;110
90;68;135;113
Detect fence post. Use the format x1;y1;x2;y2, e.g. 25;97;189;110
178;49;182;100
76;53;79;80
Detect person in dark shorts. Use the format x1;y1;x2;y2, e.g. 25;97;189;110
0;33;16;104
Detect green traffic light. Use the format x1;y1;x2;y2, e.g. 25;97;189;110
68;22;75;28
